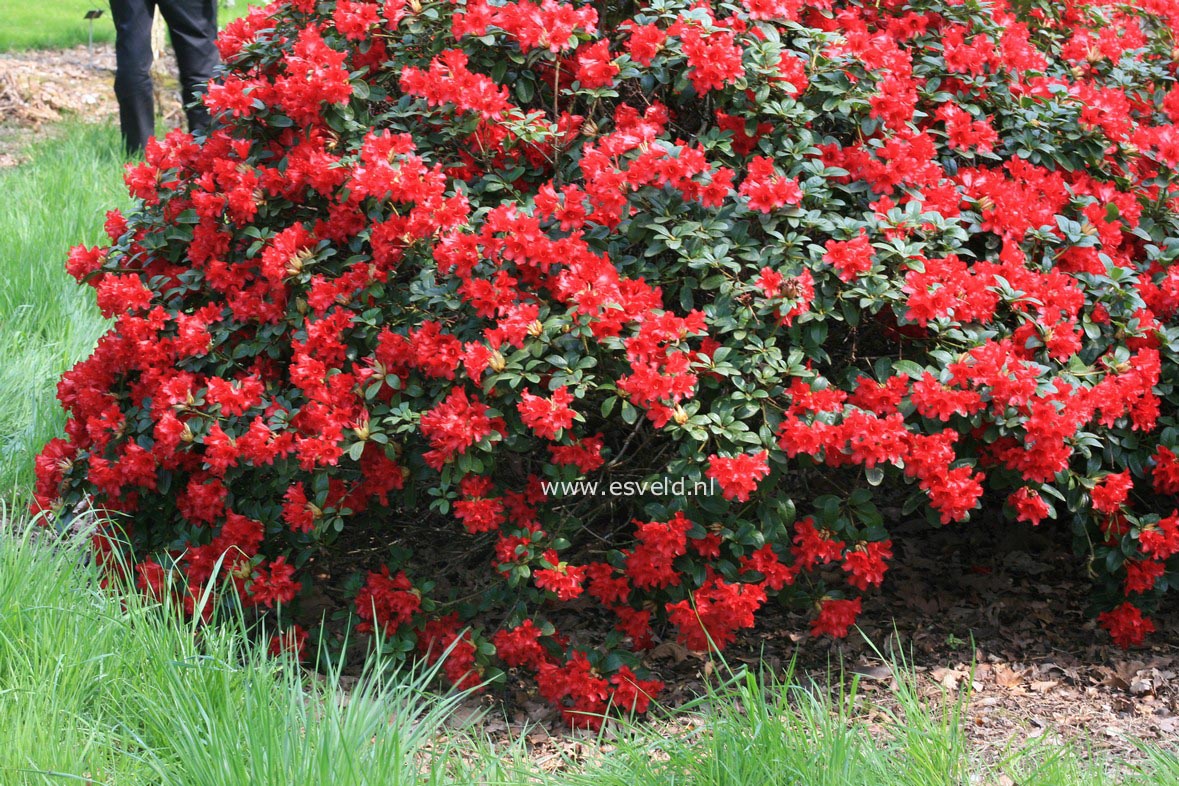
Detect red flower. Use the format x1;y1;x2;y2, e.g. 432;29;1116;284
492;620;549;671
535;560;587;601
282;484;318;533
681;28;744;95
1092;471;1133;514
419;388;500;469
536;652;610;728
706;451;770;502
355;567;421;636
136;559;169;601
1009;487;1050;526
792;518;844;570
585;562;630;605
249;557;302;608
1139;512;1179;560
756;266;783;298
576;40;618;89
739;544;796;590
1098;603;1155;648
810;597;862;638
738;157;802;213
626;512;692;589
740;0;800;23
1152;446;1179;494
548;434;605;473
613;605;653;650
418;613;482;691
623;22;666;66
666;575;766;651
823;230;874;282
842;541;892;591
453;495;505;534
518;386;577;440
936;104;998;154
453;475;506;534
1124;560;1164;595
66;245;105;283
773;52;808;96
610;666;663;715
332;0;379;41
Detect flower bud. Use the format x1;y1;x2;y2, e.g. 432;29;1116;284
286;248;313;277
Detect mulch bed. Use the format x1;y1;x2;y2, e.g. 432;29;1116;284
0;43;182;166
448;516;1177;768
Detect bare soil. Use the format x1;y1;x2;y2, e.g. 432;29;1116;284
0;43;183;165
451;518;1176;766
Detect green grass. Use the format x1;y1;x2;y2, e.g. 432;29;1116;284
0;516;501;786
0;125;123;499
1;514;1177;786
0;0;117;51
0;0;269;52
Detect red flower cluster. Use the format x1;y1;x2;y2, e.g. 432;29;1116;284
666;575;767;651
355;567;420;637
706;451;770;502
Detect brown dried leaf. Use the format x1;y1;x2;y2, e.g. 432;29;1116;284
993;664;1026;688
647;641;690;664
932;667;966;690
851;663;894;681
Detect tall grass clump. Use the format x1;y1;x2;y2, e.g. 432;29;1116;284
0;125;124;498
0;515;491;785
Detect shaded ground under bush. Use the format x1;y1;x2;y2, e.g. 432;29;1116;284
288;503;1177;756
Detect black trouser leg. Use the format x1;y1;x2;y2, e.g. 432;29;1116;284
109;0;157;155
157;0;219;137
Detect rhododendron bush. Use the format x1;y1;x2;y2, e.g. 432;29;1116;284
35;0;1179;724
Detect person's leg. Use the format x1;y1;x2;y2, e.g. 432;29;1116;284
109;0;157;155
157;0;219;137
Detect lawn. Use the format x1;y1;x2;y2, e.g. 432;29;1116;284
0;0;268;51
0;125;122;498
0;0;118;51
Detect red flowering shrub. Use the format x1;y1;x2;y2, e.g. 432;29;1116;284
36;0;1179;723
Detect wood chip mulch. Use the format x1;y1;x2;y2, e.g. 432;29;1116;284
0;43;182;166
